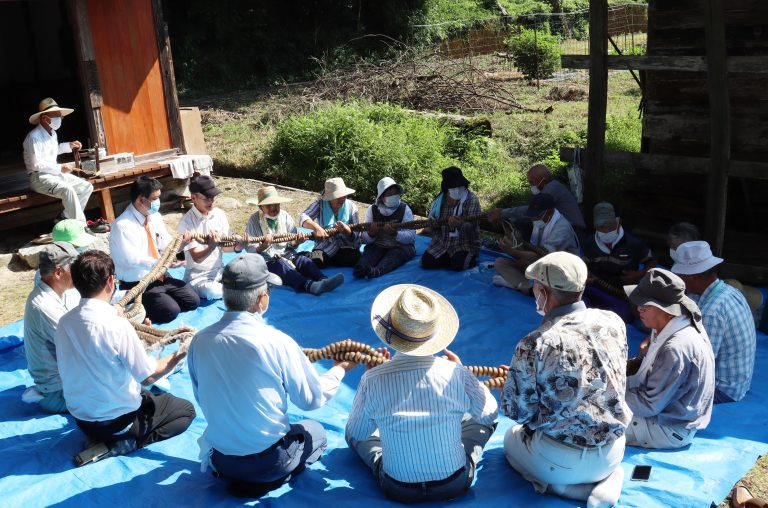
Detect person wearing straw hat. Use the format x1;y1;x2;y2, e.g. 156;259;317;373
22;242;81;414
177;175;247;301
624;268;715;449
421;166;482;271
245;185;344;295
188;254;358;497
353;177;416;279
502;252;629;508
300;177;362;268
671;241;756;403
23;97;93;222
346;284;498;503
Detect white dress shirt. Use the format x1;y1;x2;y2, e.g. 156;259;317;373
188;311;345;458
177;206;230;283
23;124;72;175
110;203;173;282
23;280;80;393
55;298;158;421
346;354;498;483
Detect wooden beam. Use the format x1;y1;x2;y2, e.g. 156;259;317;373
585;0;608;209
704;0;730;256
152;0;185;154
562;55;768;74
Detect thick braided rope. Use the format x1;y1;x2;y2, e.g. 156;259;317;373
192;214;488;247
117;235;184;309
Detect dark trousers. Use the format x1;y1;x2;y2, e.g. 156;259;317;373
267;256;325;293
421;250;477;272
212;420;327;490
583;284;633;323
310;247;361;268
355;243;415;278
123;277;200;324
75;390;195;448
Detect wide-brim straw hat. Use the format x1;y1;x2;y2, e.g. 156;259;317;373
321;177;355;201
370;284;459;357
246;185;293;206
29;98;74;125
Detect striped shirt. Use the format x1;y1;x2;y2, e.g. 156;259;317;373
299;199;360;257
691;279;756;401
346;354;498;483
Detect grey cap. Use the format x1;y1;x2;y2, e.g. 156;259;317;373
39;242;79;273
624;268;703;332
593;202;617;227
221;254;281;290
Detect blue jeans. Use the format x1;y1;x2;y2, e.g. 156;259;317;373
267;256;324;292
212;420;327;486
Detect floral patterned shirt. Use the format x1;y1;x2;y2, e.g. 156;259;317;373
501;302;631;447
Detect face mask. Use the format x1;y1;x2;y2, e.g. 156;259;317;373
448;187;465;200
265;211;279;219
534;287;548;316
669;248;680;263
596;229;619;244
148;198;161;215
48;117;62;130
382;195;401;208
530;185;541;195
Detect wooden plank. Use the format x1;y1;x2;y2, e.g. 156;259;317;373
562;55;707;71
585;0;609;209
704;0;730;256
152;0;185;153
99;188;114;222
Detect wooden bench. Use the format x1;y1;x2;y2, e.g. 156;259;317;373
0;163;171;225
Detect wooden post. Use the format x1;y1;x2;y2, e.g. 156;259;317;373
585;0;609;210
152;0;185;154
704;0;730;256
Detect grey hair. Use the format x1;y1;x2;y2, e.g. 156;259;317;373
668;222;700;244
39;260;71;280
547;287;584;305
222;284;268;312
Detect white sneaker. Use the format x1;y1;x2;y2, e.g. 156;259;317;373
492;275;515;289
22;386;44;404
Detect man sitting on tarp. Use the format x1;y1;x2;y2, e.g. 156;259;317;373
56;251;195;462
346;284;498;503
624;268;715;449
188;254;359;497
671;241;756;403
502;252;629;508
22;242;81;414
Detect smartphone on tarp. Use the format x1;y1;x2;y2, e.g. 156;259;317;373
631;465;652;481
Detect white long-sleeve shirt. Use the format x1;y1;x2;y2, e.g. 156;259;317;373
188;311;346;457
23;124;71;175
109;204;173;283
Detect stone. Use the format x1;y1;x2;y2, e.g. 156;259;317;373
0;253;13;269
216;197;242;210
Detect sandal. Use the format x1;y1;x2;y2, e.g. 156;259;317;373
732;485;768;508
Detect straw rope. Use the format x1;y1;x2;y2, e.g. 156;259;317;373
303;339;508;389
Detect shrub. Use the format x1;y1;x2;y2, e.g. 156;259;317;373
263;102;523;212
506;28;561;80
605;113;642;153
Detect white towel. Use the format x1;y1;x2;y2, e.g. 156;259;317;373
159;155;213;179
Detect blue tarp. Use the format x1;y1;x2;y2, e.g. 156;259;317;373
1;236;766;507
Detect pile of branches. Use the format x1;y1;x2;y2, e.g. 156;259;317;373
284;44;552;116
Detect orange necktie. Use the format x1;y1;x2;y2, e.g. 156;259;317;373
144;217;159;259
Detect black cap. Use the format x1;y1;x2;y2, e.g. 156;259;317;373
189;175;222;199
525;193;555;218
441;166;470;191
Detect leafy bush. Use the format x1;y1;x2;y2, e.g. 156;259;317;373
605;113;642;153
263;102;523;212
506;28;561;80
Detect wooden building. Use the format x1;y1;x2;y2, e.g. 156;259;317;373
0;0;185;227
562;0;768;284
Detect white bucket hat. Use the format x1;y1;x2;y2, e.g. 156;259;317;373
321;177;355;201
370;284;459;357
29;98;74;125
375;177;403;202
671;240;723;275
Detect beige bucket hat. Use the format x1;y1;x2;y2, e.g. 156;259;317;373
29;98;74;125
321;177;355;201
370;284;459;356
246;185;293;206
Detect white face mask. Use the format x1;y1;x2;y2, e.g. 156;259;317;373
596;229;619;245
49;116;62;130
530;185;541;195
265;212;279;219
447;187;465;200
382;195;401;208
534;287;548;316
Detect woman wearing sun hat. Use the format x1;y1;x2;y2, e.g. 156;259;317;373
345;284;498;502
23;97;93;222
299;177;362;268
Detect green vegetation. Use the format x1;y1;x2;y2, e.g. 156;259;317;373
506;28;562;80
